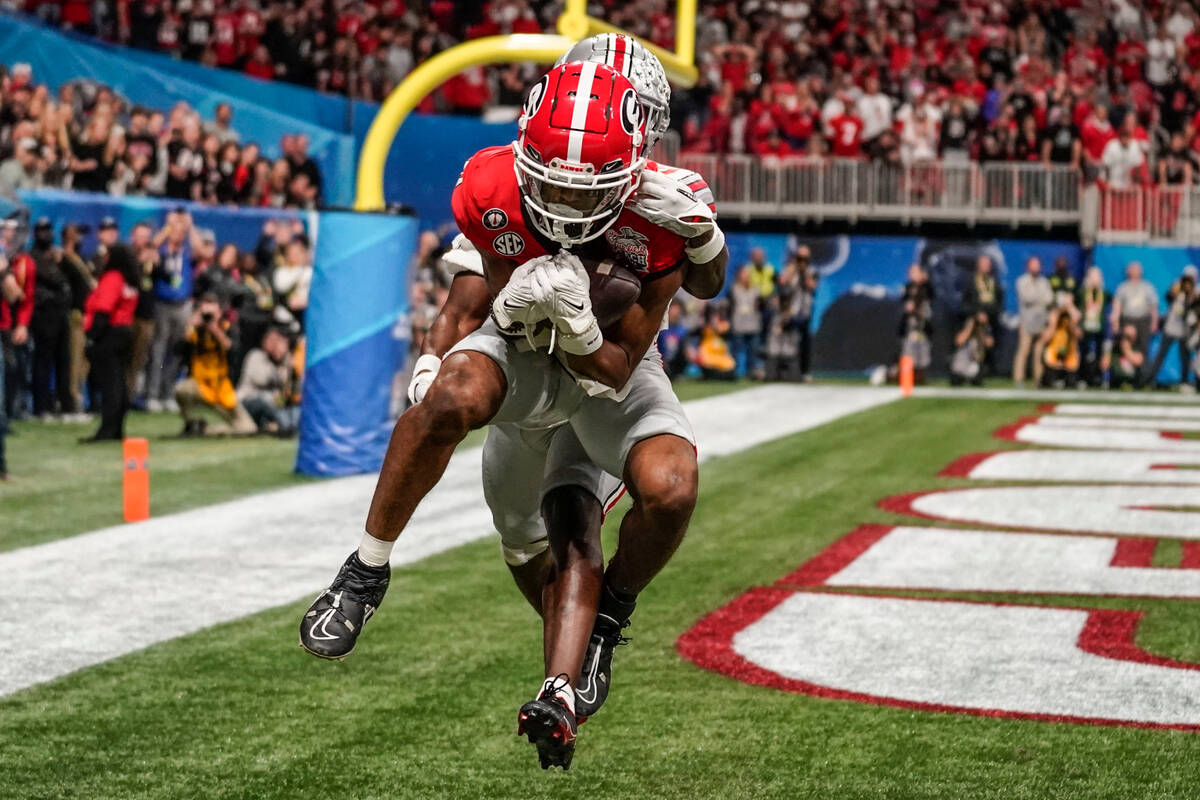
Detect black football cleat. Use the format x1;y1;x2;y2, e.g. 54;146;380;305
299;552;390;660
518;675;578;770
574;613;630;719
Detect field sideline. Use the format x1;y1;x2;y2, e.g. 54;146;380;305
4;388;1200;798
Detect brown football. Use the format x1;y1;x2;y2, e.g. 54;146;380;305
582;256;642;328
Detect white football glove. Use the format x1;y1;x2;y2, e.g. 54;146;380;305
628;168;715;240
492;256;552;333
406;353;441;405
531;252;603;355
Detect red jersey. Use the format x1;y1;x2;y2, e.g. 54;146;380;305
827;113;865;158
84;270;138;329
451;146;687;282
0;253;34;332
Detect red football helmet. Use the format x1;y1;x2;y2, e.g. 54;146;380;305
514;61;647;246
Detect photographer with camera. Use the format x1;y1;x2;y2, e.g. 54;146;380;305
174;294;255;436
81;244;139;442
1147;264;1198;388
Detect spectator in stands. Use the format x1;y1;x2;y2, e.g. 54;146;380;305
175;293;255;436
284;135;322;204
206;102;239;145
1042;106;1081;168
728;266;761;378
1148;264;1198;388
28;218;75;418
856;74;893;152
1110;261;1159;362
0;137;43;193
950;312;993;386
146;209;200;412
1078;267;1109;388
962;254;1003;377
1013;256;1053;389
1103;116;1149;189
81;243;138;442
237;326;298;435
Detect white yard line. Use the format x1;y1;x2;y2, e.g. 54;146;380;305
0;385;896;697
914;386;1200;403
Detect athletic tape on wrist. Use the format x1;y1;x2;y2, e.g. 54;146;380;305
412;353;441;376
686;226;725;263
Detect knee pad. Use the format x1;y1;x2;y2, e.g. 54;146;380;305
500;536;549;567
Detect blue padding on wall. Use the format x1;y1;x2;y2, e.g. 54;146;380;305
0;13;355;206
297;210;416;476
15;188;304;253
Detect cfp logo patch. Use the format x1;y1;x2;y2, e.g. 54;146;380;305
605;225;649;270
493;231;525;257
482;208;508;230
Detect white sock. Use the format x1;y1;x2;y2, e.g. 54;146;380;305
357;532;394;567
542;678;575;714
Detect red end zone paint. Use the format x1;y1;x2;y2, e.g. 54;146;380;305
938;451;995;478
676;587;1200;733
1037;403;1058;413
773;525;893;587
1109;538;1157;567
1181;543;1200;569
993;416;1042;442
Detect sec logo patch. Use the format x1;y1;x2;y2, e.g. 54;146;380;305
493;232;525;257
482;208;508;230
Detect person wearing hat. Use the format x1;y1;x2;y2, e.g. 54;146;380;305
1148;264;1199;387
30;217;76;419
0;137;44;194
60;222;97;417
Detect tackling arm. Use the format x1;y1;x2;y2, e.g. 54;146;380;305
680;230;729;299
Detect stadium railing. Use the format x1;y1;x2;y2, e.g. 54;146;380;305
1098;185;1200;245
665;147;1083;229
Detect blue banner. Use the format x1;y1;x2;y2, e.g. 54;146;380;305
16;188;305;254
296;211;417;477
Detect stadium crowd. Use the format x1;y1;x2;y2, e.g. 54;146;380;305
0;208;308;478
21;0;1200;186
0;62;323;207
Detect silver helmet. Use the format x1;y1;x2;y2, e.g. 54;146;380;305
555;33;671;153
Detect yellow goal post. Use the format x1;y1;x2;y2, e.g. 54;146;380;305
353;0;698;210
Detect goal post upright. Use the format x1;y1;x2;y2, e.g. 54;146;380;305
353;2;699;211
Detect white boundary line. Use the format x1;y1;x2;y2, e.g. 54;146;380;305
0;385;896;697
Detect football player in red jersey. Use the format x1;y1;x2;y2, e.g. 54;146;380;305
301;52;726;770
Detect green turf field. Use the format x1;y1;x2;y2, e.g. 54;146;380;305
4;392;1199;799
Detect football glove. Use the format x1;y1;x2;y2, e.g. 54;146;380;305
628;168;715;240
492;256;552;333
531;252;603;355
406;353;440;405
